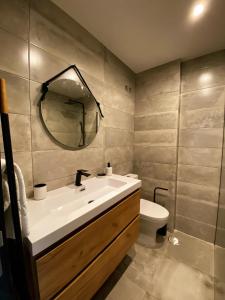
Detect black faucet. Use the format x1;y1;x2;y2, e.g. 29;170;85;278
75;169;91;186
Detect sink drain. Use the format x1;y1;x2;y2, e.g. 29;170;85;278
88;200;95;204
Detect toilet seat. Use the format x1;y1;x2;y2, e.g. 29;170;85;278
140;199;169;222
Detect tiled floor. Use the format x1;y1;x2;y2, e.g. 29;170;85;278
215;245;225;300
93;230;214;300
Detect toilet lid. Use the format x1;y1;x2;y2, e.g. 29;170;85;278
140;199;169;221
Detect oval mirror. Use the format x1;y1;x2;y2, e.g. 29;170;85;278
39;66;103;150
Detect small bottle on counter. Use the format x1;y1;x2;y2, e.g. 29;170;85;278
106;162;112;176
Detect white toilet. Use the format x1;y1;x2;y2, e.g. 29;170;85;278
126;174;169;248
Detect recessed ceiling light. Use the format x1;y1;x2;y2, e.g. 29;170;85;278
192;3;205;17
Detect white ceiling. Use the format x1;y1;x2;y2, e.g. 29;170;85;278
52;0;225;73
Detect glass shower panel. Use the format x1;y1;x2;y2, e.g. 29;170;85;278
215;133;225;300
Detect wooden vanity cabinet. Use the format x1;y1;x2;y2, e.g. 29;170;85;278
28;189;140;300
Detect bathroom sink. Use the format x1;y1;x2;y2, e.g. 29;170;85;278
27;174;141;255
45;177;127;215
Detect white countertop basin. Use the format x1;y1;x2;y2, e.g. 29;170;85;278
27;174;141;255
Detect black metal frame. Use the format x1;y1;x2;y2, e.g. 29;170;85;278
0;113;29;299
38;64;103;150
153;187;168;203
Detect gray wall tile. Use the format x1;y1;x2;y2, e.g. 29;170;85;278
141;177;175;201
104;106;134;131
134;129;177;146
179;128;223;148
181;86;225;111
0;114;31;152
135;92;179;116
178;147;222;168
104;50;135;95
113;161;133;176
136;60;180;96
134;162;176;181
177;181;219;204
135;112;178;131
32;148;104;183
0;0;29;40
176;215;216;243
134;146;177;164
103;83;135;114
105;128;134;147
0;28;28;78
31;0;104;57
13;151;33;187
31;115;60;151
178;164;220;188
30;45;68;83
105;146;133;166
180;108;224;129
181;51;225;93
30;8;105;82
0;69;29;115
177;196;218;225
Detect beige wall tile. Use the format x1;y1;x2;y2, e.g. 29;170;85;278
31;0;103;57
0;70;29;115
134;146;177;164
177;196;218;225
103;83;135;114
81;72;105;105
104;50;135;95
135;91;179;116
176;215;216;243
178;147;222;168
141;177;175;200
13;151;33;187
32;148;104;183
181;51;225;93
31;115;59;151
136;60;180;96
30;8;105;82
181;86;225;111
0;28;28;78
45;175;74;191
0;114;31;152
177;181;219;204
135;129;177;146
179;128;223;148
105;128;134;147
178;164;220;188
104;106;134;131
105;146;133;166
0;0;29;40
30;80;42;116
113;161;133;176
135;112;178;131
180;108;224;129
30;45;69;83
134;162;176;181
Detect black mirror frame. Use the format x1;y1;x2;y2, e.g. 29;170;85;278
39;64;104;118
38;64;103;150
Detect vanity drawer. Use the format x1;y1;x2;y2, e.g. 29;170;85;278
36;190;140;300
55;216;139;300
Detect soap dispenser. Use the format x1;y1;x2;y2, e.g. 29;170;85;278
106;162;112;176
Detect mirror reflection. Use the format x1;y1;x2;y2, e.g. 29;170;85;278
39;68;101;150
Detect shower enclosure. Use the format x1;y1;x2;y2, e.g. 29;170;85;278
215;124;225;300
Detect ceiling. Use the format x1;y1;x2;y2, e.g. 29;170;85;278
52;0;225;73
